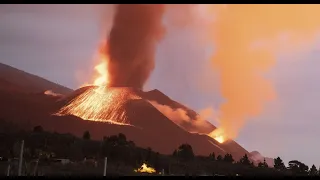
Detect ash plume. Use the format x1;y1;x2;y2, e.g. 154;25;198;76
156;5;320;141
206;5;320;139
106;4;166;89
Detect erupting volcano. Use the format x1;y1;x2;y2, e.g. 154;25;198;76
48;4;249;160
3;4;320;169
57;5;165;124
55;4;227;145
0;4;251;161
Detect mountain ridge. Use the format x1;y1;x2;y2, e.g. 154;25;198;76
0;62;72;94
0;62;249;161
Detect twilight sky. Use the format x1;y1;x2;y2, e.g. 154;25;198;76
1;4;320;167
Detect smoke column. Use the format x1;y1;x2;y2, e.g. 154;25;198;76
106;4;166;89
207;5;320;140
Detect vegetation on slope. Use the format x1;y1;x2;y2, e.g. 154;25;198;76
0;120;317;176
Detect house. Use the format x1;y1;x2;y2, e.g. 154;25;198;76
52;159;71;165
83;158;98;167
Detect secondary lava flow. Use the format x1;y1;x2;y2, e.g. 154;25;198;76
208;128;227;144
214;136;225;144
55;43;140;125
134;163;156;173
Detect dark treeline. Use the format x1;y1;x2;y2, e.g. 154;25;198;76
0;120;318;176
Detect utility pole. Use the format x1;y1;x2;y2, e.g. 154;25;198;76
33;159;39;176
103;157;107;176
18;140;24;176
6;161;11;176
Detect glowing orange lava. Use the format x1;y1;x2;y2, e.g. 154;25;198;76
208;128;227;144
93;61;109;86
55;86;141;125
55;42;139;125
78;42;110;88
214;135;225;143
134;163;156;173
93;43;110;86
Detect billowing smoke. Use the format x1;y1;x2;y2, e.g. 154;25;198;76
250;151;274;167
150;5;320;141
44;90;62;97
206;5;320;139
106;4;166;89
96;5;320;142
149;100;216;133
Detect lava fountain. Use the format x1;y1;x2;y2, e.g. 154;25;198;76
55;43;141;125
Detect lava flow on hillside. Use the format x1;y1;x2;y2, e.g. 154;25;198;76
56;86;141;125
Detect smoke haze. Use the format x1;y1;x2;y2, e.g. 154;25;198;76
149;100;216;133
44;90;62;97
106;4;166;89
203;5;320;139
145;5;320;141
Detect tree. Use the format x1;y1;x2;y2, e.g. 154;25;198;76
172;150;178;157
154;152;160;170
83;131;91;140
117;133;127;146
239;154;251;166
309;164;318;176
209;152;215;161
288;160;308;175
258;158;268;168
33;125;43;133
274;157;286;171
175;144;194;160
223;153;234;163
250;161;255;167
216;155;223;161
258;161;264;168
104;135;119;146
263;158;269;168
128;140;135;147
103;133;128;147
146;147;152;162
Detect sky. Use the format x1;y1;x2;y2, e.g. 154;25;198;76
1;4;320;167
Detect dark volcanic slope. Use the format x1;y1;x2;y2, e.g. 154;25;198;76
143;89;216;134
54;85;249;160
0;88;227;157
142;89;249;158
0;63;249;160
0;63;72;94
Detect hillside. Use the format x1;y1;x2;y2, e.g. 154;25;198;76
0;63;72;94
0;63;248;161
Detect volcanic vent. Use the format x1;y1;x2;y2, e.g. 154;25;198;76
56;4;165;126
56;86;143;125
